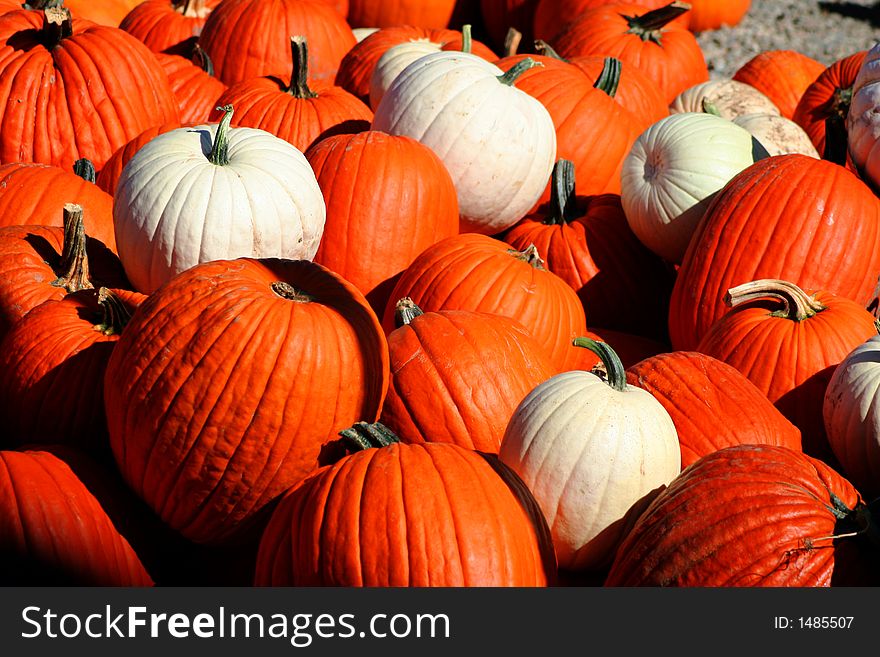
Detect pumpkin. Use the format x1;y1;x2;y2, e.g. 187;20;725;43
846;42;880;191
620;111;760;264
156;46;229;124
254;422;556;586
372;52;557;235
499;338;681;571
669;79;780;119
198;0;356;85
793;50;866;157
0;287;144;454
0;7;179;172
730;113;819;158
552;2;708;103
63;0;141;25
96;122;183;196
604;444;879;586
0;204;130;341
732;49;825;120
626;350;803;468
0;448;153;586
824;335;880;500
104;257;390;545
345;0;456;29
335;25;497;104
503;159;675;341
382;233;589;373
696;279;878;464
532;0;689;43
381;299;556;453
119;0;222;56
212;36;373;153
684;0;750;33
0;161;117;251
668;154;880;351
305;130;460;314
112;106;326;294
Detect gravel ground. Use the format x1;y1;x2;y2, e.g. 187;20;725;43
696;0;880;78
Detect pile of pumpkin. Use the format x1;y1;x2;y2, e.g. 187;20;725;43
1;0;879;588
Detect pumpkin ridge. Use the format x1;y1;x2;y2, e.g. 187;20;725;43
81;29;140;143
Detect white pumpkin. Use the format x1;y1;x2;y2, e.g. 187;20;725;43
731;113;820;158
113;106;326;294
620;112;757;264
847;42;880;190
499;338;681;572
823;334;880;499
369;39;444;110
371;51;557;235
669;79;781;120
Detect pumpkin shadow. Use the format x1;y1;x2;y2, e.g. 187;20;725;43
818;2;880;26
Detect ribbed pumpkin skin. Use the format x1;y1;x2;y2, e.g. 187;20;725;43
0;10;179;172
306;131;460;313
104;258;390;545
346;0;456;29
254;442;553;586
199;0;356;85
96;122;182;196
626;351;803;468
382;234;589;373
335;26;497;103
156;53;228;124
0;225;129;342
668;155;880;351
0;162;116;251
532;0;689;42
213;79;373;153
793;50;867;157
120;0;222;56
0;449;153;586
503;193;674;341
732;50;825;120
552;3;709;103
381;310;556;453
695;289;878;463
0;289;145;453
605;445;876;587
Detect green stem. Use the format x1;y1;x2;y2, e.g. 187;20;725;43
394;297;424;328
545;159;578;226
93;288;133;336
288;36;318;99
73;158;96;184
210;105;234;166
460;24;472;54
339;422;400;451
624;1;691;45
498;57;542;86
572;337;627;392
724;279;826;322
594;57;621;98
701;97;722;116
51;203;94;294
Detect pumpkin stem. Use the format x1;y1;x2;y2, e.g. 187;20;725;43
192;43;215;76
498;57;542;86
460;24;473;54
72;158;96;184
533;40;565;61
340;421;400;451
573;337;627;392
701;97;722;116
288;36;318;99
51;203;94;294
724;279;826;322
209;104;234;166
624;1;690;45
508;244;546;269
42;5;73;45
271;281;313;303
394;297;424;328
594;57;621;98
545;159;578;225
503;27;522;58
805;494;880;552
93;288;133;336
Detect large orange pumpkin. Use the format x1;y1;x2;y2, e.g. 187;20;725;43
732;49;825;120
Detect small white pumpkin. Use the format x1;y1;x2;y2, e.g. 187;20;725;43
369;39;445;110
670;79;781;120
823;334;880;499
847;41;880;190
731;113;820;158
620;111;758;264
499;338;681;572
371;51;557;235
113;106;326;294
